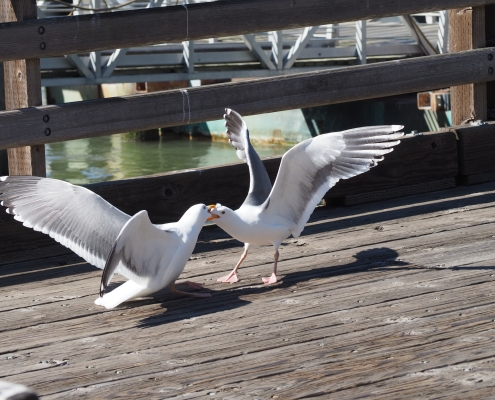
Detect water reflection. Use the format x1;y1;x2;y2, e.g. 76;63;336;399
46;135;293;185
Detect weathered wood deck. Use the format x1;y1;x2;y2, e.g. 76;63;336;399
2;182;495;399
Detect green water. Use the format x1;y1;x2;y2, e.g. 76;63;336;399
46;135;293;185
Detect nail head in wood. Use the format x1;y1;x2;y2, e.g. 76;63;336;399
43;115;50;123
489;67;494;74
488;54;493;61
44;128;51;136
40;43;46;50
38;26;45;35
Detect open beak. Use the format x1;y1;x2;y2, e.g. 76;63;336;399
207;204;220;221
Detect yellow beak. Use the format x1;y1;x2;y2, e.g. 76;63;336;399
207;204;219;221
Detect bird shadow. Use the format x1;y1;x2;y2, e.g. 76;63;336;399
137;245;495;328
136;247;399;328
135;286;251;329
275;247;495;289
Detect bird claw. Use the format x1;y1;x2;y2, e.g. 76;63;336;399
217;271;239;283
262;273;278;285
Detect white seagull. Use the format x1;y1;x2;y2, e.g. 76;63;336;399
209;109;404;284
0;176;213;309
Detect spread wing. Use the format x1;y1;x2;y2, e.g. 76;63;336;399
0;176;129;268
261;126;404;237
224;108;272;207
100;210;181;296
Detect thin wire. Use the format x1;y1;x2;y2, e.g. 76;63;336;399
50;0;140;12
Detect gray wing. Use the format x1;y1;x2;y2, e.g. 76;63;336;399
100;210;181;295
261;126;404;237
0;176;130;268
224;108;272;207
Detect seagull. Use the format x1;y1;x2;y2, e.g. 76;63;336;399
0;176;213;309
209;109;404;285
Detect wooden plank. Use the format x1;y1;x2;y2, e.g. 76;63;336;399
487;5;495;117
1;48;494;150
2;0;495;63
326;131;458;201
1;0;45;176
334;178;456;206
458;170;495;185
449;6;488;124
455;121;495;184
2;180;495;397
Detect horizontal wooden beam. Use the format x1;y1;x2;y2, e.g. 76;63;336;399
0;48;494;151
455;122;495;185
325;131;458;201
2;0;495;62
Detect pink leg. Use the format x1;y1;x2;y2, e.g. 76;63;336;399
262;249;279;284
217;244;250;283
171;282;212;298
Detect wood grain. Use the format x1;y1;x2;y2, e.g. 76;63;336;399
0;48;494;151
1;0;45;176
455;121;495;177
486;5;495;114
1;181;495;398
326;131;458;199
1;0;495;62
449;6;488;124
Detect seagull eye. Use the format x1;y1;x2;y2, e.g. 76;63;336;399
203;205;206;209
221;211;225;214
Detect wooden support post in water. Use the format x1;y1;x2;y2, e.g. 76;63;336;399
449;6;487;125
1;0;45;176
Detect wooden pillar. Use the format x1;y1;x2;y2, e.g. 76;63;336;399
449;7;487;125
0;61;8;176
486;5;495;117
1;0;46;176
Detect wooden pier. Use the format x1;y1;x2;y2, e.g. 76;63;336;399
2;182;495;398
2;0;495;398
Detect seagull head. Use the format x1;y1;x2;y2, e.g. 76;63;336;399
207;203;232;223
181;203;213;225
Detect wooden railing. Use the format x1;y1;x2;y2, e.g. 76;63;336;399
0;48;493;150
1;0;494;62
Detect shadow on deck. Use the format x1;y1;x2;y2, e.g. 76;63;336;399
1;182;495;399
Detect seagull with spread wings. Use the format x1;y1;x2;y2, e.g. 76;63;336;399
209;109;404;284
0;176;213;308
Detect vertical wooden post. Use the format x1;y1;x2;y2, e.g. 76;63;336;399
1;0;46;176
486;5;495;118
449;7;487;125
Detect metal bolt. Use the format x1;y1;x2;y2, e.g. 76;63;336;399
43;115;50;123
489;54;493;61
489;67;494;74
44;128;51;136
40;42;46;50
38;26;45;35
